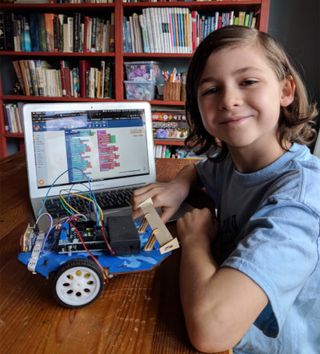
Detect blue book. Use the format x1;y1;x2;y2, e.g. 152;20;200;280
126;19;132;53
23;18;32;52
123;17;127;52
29;14;39;52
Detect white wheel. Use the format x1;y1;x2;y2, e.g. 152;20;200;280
52;259;104;308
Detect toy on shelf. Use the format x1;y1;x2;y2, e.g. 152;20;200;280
18;198;179;309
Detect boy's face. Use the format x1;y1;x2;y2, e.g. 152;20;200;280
197;44;294;155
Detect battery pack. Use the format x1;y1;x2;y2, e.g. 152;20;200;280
106;215;140;255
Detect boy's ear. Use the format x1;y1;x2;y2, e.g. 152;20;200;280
280;75;295;107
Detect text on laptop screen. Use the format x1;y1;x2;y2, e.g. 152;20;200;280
31;109;150;188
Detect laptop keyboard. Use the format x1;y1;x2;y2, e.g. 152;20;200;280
45;188;135;218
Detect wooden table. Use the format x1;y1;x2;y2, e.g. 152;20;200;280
0;153;230;354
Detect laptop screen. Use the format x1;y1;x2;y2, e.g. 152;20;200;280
32;109;150;188
23;102;156;199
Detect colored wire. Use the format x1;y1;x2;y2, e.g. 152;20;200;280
59;193;83;216
35;213;54;252
69;221;109;282
66;194;114;254
100;219;115;255
38;167;95;217
59;188;101;224
70;193;103;220
59;192;102;222
58;192;76;216
62;213;88;222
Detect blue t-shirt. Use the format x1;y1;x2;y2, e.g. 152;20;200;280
195;144;320;354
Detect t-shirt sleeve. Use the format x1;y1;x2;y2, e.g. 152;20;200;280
222;197;319;338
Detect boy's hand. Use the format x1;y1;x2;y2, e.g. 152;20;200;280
177;208;218;247
132;180;189;223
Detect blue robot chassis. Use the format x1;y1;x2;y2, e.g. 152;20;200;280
18;218;172;308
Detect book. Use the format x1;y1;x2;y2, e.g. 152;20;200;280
4;13;14;51
28;60;39;96
238;11;246;26
0;14;6;50
44;13;54;52
18;60;30;95
38;14;47;51
79;59;90;97
12;60;25;94
109;12;115;52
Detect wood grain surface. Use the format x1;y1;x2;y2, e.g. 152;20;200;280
0;153;230;354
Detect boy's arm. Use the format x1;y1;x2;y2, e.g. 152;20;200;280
178;208;268;353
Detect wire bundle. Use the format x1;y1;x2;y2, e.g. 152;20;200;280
35;167;114;281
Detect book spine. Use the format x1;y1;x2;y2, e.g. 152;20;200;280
35;60;45;96
67;16;74;52
73;13;81;52
0;14;5;50
109;12;115;52
4;13;14;51
53;14;59;52
79;59;90;97
19;60;30;96
44;13;54;52
59;60;67;96
38;14;47;51
28;60;39;96
83;16;89;52
12;60;25;94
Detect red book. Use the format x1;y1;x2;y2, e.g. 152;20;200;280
191;10;197;52
79;60;90;97
83;16;90;52
62;65;71;97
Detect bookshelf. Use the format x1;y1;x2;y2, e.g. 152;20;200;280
0;0;270;159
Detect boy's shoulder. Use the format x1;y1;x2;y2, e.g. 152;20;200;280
269;144;320;214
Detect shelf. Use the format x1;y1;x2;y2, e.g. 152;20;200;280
123;1;263;9
0;3;115;10
124;53;193;59
0;51;115;57
150;100;185;106
0;0;270;158
1;96;184;105
1;95;115;102
154;139;185;146
5;133;24;139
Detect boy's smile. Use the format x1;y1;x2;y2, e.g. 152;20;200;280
197;44;294;171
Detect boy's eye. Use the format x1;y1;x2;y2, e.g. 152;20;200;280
201;87;219;96
241;79;258;86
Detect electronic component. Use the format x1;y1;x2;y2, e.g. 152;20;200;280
106;215;140;255
55;220;108;254
20;223;36;252
27;232;45;273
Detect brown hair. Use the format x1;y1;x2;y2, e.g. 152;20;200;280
185;26;318;160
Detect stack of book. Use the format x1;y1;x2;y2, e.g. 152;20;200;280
123;8;257;53
12;59;113;98
4;102;24;134
0;12;115;53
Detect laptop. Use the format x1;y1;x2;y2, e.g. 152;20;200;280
23;102;156;222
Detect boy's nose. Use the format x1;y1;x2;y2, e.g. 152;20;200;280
218;88;242;110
